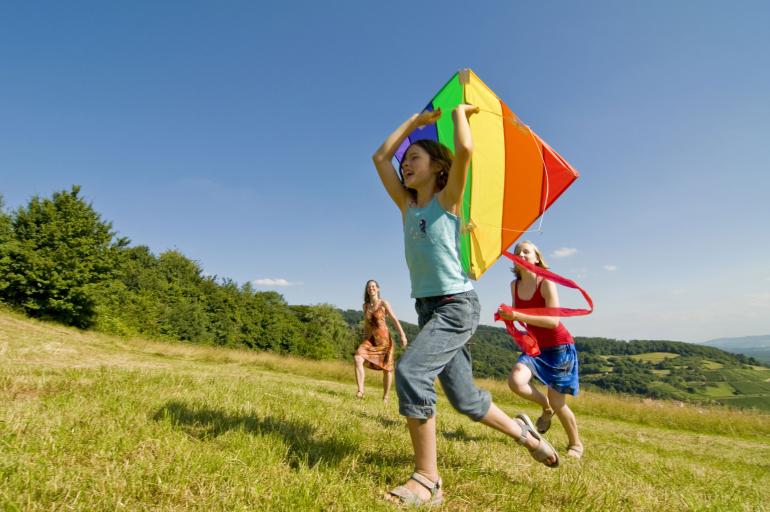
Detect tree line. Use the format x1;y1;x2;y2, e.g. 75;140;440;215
0;187;357;360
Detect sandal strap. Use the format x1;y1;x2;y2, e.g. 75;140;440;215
410;472;441;495
515;420;533;445
568;444;584;455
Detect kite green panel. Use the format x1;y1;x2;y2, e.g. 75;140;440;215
428;73;471;273
432;73;463;153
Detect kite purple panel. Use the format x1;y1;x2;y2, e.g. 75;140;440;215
395;137;410;162
409;103;438;143
394;103;438;162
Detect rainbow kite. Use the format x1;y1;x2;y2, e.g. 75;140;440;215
395;69;580;280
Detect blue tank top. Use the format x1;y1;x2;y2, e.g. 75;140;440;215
403;196;473;298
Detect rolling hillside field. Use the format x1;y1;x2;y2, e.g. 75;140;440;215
581;351;770;411
2;309;769;511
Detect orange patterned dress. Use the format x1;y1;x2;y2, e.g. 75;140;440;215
355;302;394;372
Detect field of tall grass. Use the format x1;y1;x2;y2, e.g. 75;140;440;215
2;309;769;511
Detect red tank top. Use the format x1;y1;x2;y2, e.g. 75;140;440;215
515;279;574;349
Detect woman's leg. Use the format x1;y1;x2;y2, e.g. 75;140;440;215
547;387;582;449
353;354;365;397
382;370;393;401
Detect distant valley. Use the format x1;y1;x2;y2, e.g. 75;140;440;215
700;335;770;364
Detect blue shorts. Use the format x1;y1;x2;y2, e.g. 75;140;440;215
518;343;580;396
395;290;491;420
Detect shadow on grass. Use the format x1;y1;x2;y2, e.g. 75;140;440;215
153;400;358;468
313;387;348;398
352;410;497;443
353;410;402;429
440;427;487;442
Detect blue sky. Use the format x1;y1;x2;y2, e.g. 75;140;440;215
2;1;769;342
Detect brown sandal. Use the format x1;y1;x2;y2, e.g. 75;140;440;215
535;409;553;434
567;444;584;459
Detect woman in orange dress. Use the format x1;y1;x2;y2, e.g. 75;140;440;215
354;280;408;401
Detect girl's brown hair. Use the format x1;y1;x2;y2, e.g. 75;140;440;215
399;139;453;202
511;240;550;280
363;279;380;304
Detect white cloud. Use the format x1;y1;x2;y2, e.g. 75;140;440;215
604;265;617;272
571;267;588;279
551;247;578;258
746;292;770;308
253;278;303;287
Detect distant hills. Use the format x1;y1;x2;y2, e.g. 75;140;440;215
341;309;770;411
700;335;770;364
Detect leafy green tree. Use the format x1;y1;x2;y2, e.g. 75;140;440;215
250;291;303;353
90;245;163;336
0;196;15;307
0;196;13;296
200;277;242;347
291;304;357;359
155;250;211;342
0;186;125;327
0;196;10;243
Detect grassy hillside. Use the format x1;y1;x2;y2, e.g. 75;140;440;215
2;309;769;511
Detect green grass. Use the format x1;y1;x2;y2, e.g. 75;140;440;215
716;396;770;409
701;382;737;397
720;369;770;395
1;310;769;511
628;352;680;363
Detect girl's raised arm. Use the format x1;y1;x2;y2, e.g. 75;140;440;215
372;111;441;214
439;104;479;213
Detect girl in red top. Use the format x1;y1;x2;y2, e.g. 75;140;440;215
498;240;584;459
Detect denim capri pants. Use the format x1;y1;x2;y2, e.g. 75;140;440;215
395;290;492;420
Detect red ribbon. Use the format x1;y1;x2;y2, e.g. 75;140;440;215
494;251;594;356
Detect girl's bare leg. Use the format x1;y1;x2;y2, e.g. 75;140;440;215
509;363;553;417
389;405;557;502
386;417;440;503
479;403;556;460
548;387;582;449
